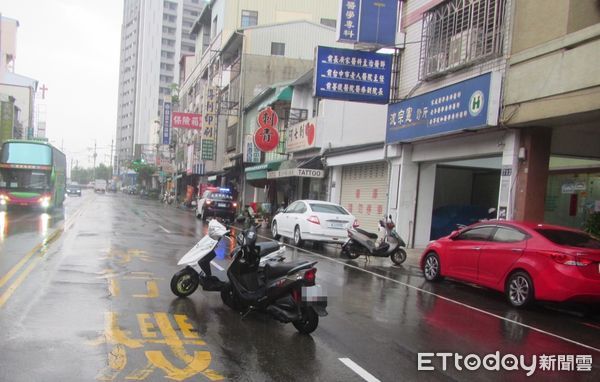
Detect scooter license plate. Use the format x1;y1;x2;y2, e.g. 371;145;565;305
301;285;327;305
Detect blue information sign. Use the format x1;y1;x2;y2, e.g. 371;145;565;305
386;72;501;144
162;102;172;145
314;46;392;104
338;0;398;46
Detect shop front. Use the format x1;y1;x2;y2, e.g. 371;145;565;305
324;142;388;232
386;72;510;247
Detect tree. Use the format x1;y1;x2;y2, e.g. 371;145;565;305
95;163;112;181
129;160;156;187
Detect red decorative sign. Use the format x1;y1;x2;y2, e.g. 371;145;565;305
254;107;280;152
172;112;202;129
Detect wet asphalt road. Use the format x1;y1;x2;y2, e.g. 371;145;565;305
0;191;599;381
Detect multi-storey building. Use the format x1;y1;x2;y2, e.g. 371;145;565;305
115;0;202;174
503;0;600;229
0;15;38;140
176;0;338;201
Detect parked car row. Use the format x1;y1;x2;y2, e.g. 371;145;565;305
191;189;600;311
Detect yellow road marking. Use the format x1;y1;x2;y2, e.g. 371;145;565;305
0;257;42;308
133;280;159;298
0;202;85;297
0;242;43;288
109;279;120;298
145;350;219;382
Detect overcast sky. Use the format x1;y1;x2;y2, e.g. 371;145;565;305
2;0;123;169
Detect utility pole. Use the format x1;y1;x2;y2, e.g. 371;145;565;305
92;140;97;180
110;138;114;180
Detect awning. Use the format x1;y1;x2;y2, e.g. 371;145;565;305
245;161;283;181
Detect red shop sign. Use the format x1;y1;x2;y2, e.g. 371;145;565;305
254;107;280;152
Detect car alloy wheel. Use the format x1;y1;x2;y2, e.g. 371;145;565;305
293;226;303;246
423;252;442;281
271;221;280;240
507;271;533;307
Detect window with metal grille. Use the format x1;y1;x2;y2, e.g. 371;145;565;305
241;10;258;28
419;0;507;79
271;42;285;56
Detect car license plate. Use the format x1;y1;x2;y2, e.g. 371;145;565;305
329;222;345;229
217;203;227;207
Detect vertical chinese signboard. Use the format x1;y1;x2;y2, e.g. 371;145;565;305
244;135;261;163
162;102;172;144
337;0;398;46
253;107;280;152
201;86;217;160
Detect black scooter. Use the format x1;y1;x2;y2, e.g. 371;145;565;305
170;220;327;334
341;215;407;265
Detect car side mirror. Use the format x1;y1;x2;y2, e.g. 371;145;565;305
449;230;460;240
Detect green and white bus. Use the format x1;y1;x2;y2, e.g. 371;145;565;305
0;140;66;210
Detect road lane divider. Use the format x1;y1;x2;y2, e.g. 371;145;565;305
0;202;88;309
339;358;381;382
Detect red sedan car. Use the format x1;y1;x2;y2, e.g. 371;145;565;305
420;221;600;307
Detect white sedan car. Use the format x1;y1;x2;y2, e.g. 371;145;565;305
271;200;357;246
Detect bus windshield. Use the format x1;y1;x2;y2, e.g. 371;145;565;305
0;142;52;165
0;169;51;190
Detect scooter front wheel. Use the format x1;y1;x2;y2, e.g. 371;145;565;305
293;306;319;334
170;267;199;297
391;248;407;265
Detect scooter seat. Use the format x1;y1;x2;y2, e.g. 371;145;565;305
264;261;309;280
355;227;378;240
256;241;281;257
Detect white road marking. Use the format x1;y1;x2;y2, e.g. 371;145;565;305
158;225;171;234
210;261;225;271
339;358;380;382
255;232;600;353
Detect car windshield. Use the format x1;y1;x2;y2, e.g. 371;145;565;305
209;192;232;200
535;229;600;249
309;203;348;215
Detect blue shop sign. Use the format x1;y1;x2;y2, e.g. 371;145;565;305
314;46;392;104
386;72;501;144
337;0;398;46
162;102;172;145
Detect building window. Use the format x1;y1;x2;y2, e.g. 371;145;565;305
271;42;285;56
320;18;336;28
419;0;507;79
241;10;258;28
211;15;218;39
226;124;237;151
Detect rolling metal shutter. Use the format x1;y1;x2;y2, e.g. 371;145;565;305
340;162;388;232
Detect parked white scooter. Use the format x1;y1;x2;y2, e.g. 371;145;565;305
171;219;286;296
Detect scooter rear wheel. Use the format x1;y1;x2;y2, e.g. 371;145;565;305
391;248;407;265
293;306;319;334
170;267;199;297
